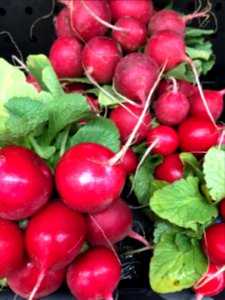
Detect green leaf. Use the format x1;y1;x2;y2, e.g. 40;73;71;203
150;176;218;231
42;66;63;96
179;152;204;182
186;27;215;37
71;117;120;152
98;85;124;108
203;147;225;202
186;43;213;61
149;228;207;293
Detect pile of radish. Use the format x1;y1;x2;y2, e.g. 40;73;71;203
0;0;225;299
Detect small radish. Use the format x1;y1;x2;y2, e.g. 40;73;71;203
114;52;159;105
82;36;122;84
154;153;184;183
0;145;53;220
154;77;190;126
220;199;225;219
63;0;112;42
54;7;76;38
192;262;225;300
0;218;25;279
109;103;152;144
67;246;121;300
120;147;138;175
177;117;218;155
86;198;151;248
55;142;126;214
49;36;84;79
146;125;179;156
148;7;210;38
156;78;197;98
7;259;66;299
201;222;225;266
188;89;225;122
108;0;154;24
112;16;147;53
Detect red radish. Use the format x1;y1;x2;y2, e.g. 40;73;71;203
108;0;154;24
49;36;83;79
25;200;86;300
67;246;121;300
146;125;179;156
220;199;225;219
7;259;66;299
201;222;225;266
154;78;190;126
154;153;184;183
54;7;76;38
86;198;151;248
26;75;41;93
64;0;112;42
82;36;122;84
188;89;225;122
177;117;218;155
120;147;138;175
112;17;147;53
0;145;53;220
109;103;152;144
114;52;159;105
0;218;24;279
148;8;210;38
55;143;126;214
192;262;225;300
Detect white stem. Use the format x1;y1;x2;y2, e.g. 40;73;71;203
0;31;23;63
11;55;29;72
194;265;225;289
168;76;178;94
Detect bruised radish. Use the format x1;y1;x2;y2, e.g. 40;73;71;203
201;222;225;266
112;17;147;53
82;36;122;84
114;52;159;105
188;89;225;122
86;198;151;248
120;147;138;175
146;125;179;156
154;153;184;183
0;145;52;220
67;246;121;300
109;103;152;144
55;143;126;213
148;8;210;38
220;199;225;219
154;78;190;126
64;0;112;42
49;36;83;78
0;218;24;279
54;7;76;38
109;0;154;24
7;259;66;299
177;117;218;155
192;262;225;300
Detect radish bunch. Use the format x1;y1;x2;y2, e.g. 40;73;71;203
0;0;224;300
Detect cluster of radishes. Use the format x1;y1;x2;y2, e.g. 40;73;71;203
1;0;225;300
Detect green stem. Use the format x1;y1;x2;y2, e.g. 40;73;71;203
59;125;71;157
28;135;45;159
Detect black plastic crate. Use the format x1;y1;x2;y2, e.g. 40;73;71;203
0;1;224;300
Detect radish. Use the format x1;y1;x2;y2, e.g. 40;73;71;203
81;36;122;84
120;147;138;175
0;145;53;220
112;16;147;53
154;77;190;126
156;78;197;98
108;0;154;24
109;103;152;144
188;89;225;122
85;198;151;248
49;36;84;79
148;7;210;38
63;0;112;42
201;222;225;266
146;125;179;156
7;259;66;299
177;117;218;155
192;262;225;300
54;7;76;38
220;199;225;220
154;153;184;183
55;142;126;214
114;52;159;105
67;246;121;300
24;200;86;300
0;218;24;279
